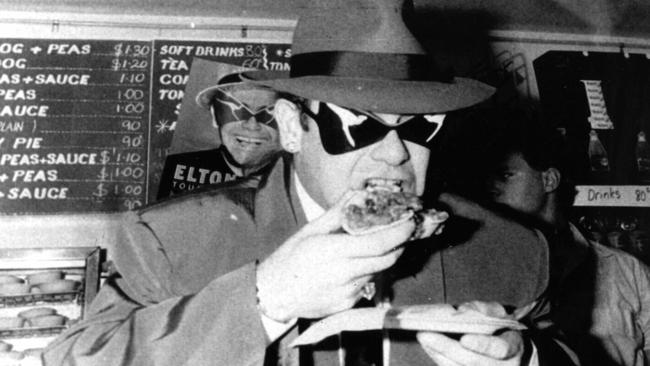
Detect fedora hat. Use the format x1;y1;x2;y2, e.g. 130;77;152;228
243;0;495;114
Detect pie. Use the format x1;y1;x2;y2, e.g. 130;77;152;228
342;186;448;239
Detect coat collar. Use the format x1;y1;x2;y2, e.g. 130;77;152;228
254;154;308;250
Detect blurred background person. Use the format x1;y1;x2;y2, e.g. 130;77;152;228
477;107;650;366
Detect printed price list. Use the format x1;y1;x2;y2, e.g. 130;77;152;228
0;38;290;214
0;39;150;213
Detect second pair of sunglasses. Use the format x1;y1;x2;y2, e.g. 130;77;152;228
211;88;277;128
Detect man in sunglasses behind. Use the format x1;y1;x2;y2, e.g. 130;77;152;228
45;0;577;365
157;73;282;199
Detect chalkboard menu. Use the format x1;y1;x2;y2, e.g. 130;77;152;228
0;38;290;214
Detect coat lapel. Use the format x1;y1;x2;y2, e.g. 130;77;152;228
255;155;307;255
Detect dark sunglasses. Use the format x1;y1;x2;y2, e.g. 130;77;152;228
211;88;277;128
300;101;445;155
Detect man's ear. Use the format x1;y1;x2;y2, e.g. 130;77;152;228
542;167;561;193
274;98;303;153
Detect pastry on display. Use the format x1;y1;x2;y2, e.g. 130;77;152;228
27;314;68;328
26;270;64;285
0;282;30;296
23;348;44;358
31;279;79;294
0;275;24;285
0;350;24;361
0;317;24;330
0;341;12;352
18;307;57;319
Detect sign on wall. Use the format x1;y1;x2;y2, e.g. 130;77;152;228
0;38;290;214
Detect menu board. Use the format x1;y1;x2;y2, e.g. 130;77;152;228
0;38;290;214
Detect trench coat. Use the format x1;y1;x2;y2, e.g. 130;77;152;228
44;156;574;366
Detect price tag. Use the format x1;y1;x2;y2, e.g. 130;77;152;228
574;185;650;207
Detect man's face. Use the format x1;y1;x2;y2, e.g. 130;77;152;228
295;101;444;208
212;88;281;170
487;152;547;216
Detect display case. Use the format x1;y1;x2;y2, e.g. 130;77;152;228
0;247;102;365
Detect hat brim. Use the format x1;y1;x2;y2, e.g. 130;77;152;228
196;81;277;110
242;70;495;114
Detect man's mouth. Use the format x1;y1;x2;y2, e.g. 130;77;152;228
364;178;405;192
235;136;266;146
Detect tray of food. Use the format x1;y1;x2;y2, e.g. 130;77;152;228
0;307;70;339
0;271;82;307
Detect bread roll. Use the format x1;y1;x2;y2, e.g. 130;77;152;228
0;282;30;296
23;348;44;358
0;341;12;352
0;350;24;361
0;275;24;285
18;307;57;319
27;314;67;328
33;279;79;293
26;270;64;285
0;317;24;330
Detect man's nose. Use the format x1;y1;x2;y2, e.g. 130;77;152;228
242;116;262;130
370;130;409;165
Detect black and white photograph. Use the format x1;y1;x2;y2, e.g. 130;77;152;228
0;0;648;365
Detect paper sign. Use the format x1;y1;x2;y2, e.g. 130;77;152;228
574;185;650;207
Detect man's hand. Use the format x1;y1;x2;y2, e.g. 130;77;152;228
417;301;530;366
417;330;527;366
256;191;418;322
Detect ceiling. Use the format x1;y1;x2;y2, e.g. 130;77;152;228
1;0;650;39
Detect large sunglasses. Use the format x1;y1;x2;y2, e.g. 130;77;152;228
211;88;277;128
300;101;445;155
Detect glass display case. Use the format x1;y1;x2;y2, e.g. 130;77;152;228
0;247;102;365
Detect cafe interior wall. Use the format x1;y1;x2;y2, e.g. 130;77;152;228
0;0;649;255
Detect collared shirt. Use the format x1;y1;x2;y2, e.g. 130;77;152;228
294;172;325;221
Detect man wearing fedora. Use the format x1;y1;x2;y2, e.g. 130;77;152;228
44;1;577;365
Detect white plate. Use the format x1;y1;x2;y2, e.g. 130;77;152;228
292;304;526;347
